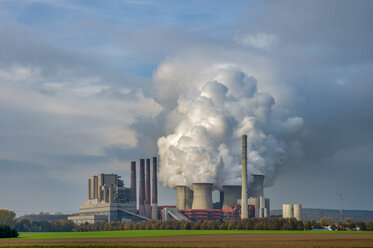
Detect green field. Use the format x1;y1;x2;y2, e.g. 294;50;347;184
14;230;373;239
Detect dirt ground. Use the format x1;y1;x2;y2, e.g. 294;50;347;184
1;233;373;248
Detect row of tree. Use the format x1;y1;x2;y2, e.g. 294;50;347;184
2;209;373;233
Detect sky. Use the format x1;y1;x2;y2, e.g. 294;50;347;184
0;0;372;216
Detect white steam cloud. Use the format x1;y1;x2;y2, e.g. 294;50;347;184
157;66;303;189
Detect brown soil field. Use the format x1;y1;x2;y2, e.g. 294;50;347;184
1;233;373;248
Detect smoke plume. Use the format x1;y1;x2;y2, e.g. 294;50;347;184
157;66;303;189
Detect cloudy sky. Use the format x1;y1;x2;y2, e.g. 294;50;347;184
0;0;372;216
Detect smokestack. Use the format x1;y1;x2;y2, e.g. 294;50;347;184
222;185;241;209
145;158;151;218
93;176;98;199
151;157;158;220
241;135;248;219
249;174;264;198
176;185;194;209
131;161;137;205
88;178;92;200
139;159;145;216
191;183;213;210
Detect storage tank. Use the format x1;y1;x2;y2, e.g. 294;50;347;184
222;185;241;209
249;174;264;198
176;185;194;209
191;183;213;209
293;204;302;221
282;204;293;218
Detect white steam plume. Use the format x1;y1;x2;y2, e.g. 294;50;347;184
157;66;303;189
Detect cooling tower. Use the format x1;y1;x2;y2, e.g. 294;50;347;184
241;135;248;219
145;158;151;218
139;159;145;216
151;157;158;220
176;185;194;209
191;183;213;209
282;204;293;218
249;174;264;198
222;185;241;209
131;161;137;204
293;204;302;221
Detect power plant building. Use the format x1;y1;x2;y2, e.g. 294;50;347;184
69;135;275;223
169;135;271;222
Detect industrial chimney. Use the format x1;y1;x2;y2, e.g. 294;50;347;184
139;159;145;216
222;185;241;209
191;183;213;210
249;174;264;198
131;161;137;205
176;185;194;209
241;135;248;219
151;157;158;220
145;158;151;218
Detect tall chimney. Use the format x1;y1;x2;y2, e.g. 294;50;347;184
131;161;137;205
139;159;145;216
88;178;92;200
151;157;158;220
241;135;248;219
145;158;151;218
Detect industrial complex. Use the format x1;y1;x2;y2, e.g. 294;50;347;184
69;135;302;223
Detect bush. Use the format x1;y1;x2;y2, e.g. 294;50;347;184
0;224;19;238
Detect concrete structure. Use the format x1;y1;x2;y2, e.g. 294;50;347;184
131;161;136;204
222;185;241;209
192;183;213;210
249;174;264;198
68;199;147;223
282;204;293;218
176;185;194;209
241;135;248;219
88;178;92;199
139;159;145;216
145;158;151;218
151;157;158;220
87;173;130;204
68;214;107;224
69;172;143;224
293;204;302;221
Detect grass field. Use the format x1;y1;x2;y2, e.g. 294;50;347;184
15;229;373;239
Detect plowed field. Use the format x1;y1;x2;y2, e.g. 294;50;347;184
2;233;373;248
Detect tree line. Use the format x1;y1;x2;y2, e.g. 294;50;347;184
15;218;373;232
2;209;373;233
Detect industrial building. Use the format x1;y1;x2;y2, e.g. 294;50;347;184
163;135;271;221
282;203;302;220
69;135;275;223
69;157;159;224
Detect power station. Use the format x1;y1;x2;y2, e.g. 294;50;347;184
69;135;299;223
